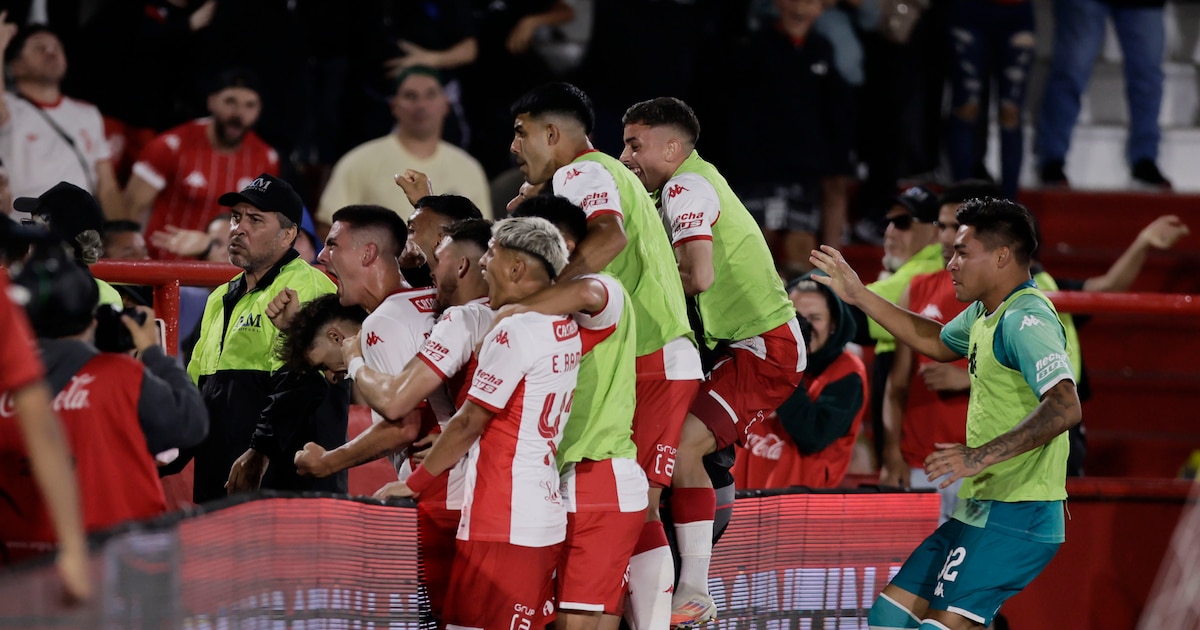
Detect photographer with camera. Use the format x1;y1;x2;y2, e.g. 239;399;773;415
0;236;208;561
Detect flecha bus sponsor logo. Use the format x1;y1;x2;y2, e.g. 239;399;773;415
673;210;705;231
473;370;503;393
423;339;451;362
580;192;608;211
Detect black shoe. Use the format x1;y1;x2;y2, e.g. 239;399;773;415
1131;159;1173;190
1039;161;1069;187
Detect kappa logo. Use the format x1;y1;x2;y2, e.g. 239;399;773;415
184;171;207;189
1019;315;1042;331
409;295;437;313
920;303;945;321
564;168;584;181
667;184;688;199
365;331;383;347
494;330;510;347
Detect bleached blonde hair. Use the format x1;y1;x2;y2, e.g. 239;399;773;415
490;217;569;278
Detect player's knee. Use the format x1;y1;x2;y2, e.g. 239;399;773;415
999;101;1021;129
868;593;922;629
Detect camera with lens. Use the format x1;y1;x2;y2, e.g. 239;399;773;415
94;304;148;353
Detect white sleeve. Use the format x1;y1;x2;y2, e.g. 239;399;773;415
87;105;112;162
572;274;624;332
660;173;719;246
553;160;624;223
362;311;434;375
418;306;489;380
466;318;530;412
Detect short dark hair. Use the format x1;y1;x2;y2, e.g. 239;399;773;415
210;67;263;96
510;195;588;244
940;179;1002;207
510;82;595;134
443;218;493;254
956;197;1039;264
275;295;368;373
414;195;483;223
330;204;408;257
622;97;701;145
5;25;57;64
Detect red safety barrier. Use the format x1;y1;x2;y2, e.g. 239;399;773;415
1044;290;1200;315
90;260;239;355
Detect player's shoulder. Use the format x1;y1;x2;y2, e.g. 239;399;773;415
438;299;494;327
556;158;611;183
379;287;439;318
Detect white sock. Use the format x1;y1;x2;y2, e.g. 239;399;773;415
673;520;714;602
626;545;674;629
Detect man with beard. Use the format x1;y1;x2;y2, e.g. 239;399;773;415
125;68;279;259
185;174;345;503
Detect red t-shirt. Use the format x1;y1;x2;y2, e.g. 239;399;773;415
900;270;970;468
133;118;278;259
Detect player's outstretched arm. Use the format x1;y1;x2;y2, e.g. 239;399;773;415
495;275;608;325
294;414;421;478
389;401;494;500
343;335;446;422
810;245;958;362
558;214;627;281
924;380;1082;488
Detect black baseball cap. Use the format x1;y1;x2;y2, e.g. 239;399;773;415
13;181;105;240
217;174;304;225
892;185;940;224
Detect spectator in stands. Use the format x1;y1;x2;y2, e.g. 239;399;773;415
717;0;853;273
734;273;867;489
71;0;216;183
15;181;123;309
126;68;278;259
945;0;1035;200
182;175;347;503
316;68;491;237
863;185;944;464
151;212;232;263
0;19;123;220
0;157;12;215
1036;0;1171;189
102;220;149;260
0;222;89;601
1;238;207;564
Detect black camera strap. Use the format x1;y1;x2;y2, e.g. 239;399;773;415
15;92;97;192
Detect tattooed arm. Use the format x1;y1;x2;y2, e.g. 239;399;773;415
923;380;1081;489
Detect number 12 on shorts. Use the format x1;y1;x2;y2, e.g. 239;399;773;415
934;547;967;597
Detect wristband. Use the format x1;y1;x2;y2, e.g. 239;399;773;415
346;357;365;381
406;465;436;495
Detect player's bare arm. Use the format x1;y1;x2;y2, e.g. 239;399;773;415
394;169;433;207
493;275;608;328
390;401;494;499
294;416;420;478
342;334;446;421
558;214;627;281
810;245;959;362
924;379;1082;489
676;239;714;296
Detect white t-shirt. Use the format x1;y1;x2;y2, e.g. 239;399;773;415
0;93;110;214
458;312;582;547
361;288;453;475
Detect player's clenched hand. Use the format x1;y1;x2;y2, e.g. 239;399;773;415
924;442;987;489
374;481;415;500
294;442;332;478
410;433;438;465
394;169;433;206
266;288;300;331
341;333;363;364
808;245;868;306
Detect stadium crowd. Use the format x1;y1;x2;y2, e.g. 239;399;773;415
0;2;1192;629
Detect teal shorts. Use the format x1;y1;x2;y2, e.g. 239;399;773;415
890;502;1061;626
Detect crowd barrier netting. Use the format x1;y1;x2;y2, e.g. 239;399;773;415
0;488;939;629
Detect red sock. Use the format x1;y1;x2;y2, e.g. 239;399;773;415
634;520;669;554
670;487;717;524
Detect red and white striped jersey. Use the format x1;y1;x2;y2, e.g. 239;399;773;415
459;311;582;547
133;119;278;259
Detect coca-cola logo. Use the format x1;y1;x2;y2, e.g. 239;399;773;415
745;432;784;461
55;374;95;412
